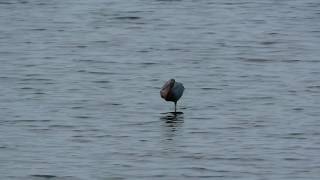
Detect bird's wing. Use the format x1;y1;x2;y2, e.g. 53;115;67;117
161;80;171;90
160;80;171;99
172;82;184;101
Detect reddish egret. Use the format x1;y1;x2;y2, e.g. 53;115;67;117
160;79;184;112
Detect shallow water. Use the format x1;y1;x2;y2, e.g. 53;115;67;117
1;0;320;179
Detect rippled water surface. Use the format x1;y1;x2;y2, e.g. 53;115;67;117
1;0;320;179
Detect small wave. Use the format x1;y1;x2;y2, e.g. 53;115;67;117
283;157;306;161
30;174;57;179
0;2;14;5
189;131;210;134
13;119;51;123
33;91;46;95
29;174;80;179
71;106;83;109
93;40;109;43
72;115;91;119
75;45;87;48
292;107;304;111
30;28;47;31
77;69;116;75
20;87;34;90
139;62;158;65
113;16;141;20
260;41;278;45
20;78;53;82
282;59;301;63
92;80;110;83
70;138;92;143
182;174;225;178
48;124;76;129
307;85;320;89
241;58;273;63
201;87;222;90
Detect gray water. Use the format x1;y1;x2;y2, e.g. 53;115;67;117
1;0;320;179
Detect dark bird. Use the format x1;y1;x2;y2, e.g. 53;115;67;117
160;79;184;112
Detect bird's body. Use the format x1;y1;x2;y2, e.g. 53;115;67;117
160;79;184;112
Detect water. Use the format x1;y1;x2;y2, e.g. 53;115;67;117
1;0;320;179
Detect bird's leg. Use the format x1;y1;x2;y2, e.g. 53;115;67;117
174;101;177;113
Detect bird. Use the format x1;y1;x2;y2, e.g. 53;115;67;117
160;79;184;113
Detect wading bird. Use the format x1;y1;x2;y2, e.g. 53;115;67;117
160;79;184;112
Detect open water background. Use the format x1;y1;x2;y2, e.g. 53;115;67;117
0;0;320;179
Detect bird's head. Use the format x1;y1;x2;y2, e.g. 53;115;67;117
169;79;175;88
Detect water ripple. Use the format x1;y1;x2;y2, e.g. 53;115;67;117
1;0;319;179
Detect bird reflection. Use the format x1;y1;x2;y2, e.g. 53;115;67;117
160;112;184;131
160;112;184;148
